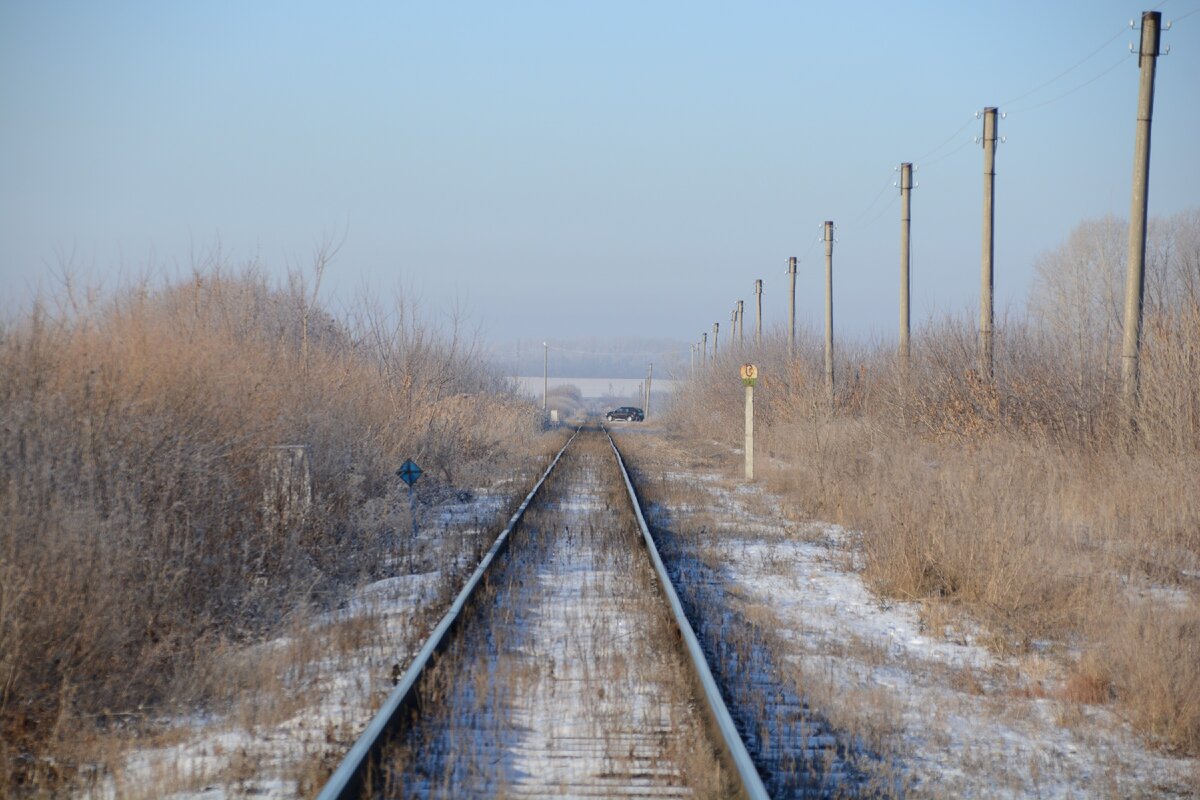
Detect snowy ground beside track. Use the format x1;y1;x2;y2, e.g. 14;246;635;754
86;427;1200;798
85;492;511;800
627;430;1199;798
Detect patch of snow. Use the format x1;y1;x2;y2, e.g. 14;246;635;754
86;489;512;800
653;461;1199;797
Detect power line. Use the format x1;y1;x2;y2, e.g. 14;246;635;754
702;12;1181;357
862;193;900;231
798;232;820;263
1169;5;1200;23
1002;25;1127;110
847;173;897;228
916;115;976;163
1019;51;1134;113
922;136;976;168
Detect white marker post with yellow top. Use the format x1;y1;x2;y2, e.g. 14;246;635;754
741;363;758;480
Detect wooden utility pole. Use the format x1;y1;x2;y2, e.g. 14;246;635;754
787;257;797;359
823;221;835;410
754;279;763;346
1121;10;1164;429
979;107;998;380
900;162;914;373
713;322;719;360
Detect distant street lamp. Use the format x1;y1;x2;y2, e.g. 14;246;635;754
542;341;548;412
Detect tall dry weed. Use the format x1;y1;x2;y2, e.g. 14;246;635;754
665;213;1200;754
0;267;544;790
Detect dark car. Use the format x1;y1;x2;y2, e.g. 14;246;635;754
606;406;644;422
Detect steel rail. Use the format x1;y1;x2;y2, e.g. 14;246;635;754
604;426;771;800
317;426;580;800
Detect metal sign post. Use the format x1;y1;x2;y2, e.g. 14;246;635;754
740;364;758;480
397;459;423;571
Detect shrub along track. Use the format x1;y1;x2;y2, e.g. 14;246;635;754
318;424;767;799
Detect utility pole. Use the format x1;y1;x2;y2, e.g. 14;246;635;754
731;307;739;348
823;221;835;411
737;301;745;346
900;162;914;374
702;332;708;365
754;279;763;346
646;362;653;417
1122;10;1164;430
979;107;998;380
787;257;797;359
542;341;548;412
690;344;695;376
713;322;719;360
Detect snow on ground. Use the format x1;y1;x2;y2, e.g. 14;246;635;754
642;443;1199;798
85;430;1199;798
86;489;514;800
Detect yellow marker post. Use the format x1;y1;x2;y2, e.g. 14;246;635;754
740;364;758;480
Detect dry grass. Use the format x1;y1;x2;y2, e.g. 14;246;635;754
0;266;554;793
665;237;1200;755
618;427;1200;794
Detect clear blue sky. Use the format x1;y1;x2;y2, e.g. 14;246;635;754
2;1;1198;343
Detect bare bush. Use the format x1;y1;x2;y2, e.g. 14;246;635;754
0;266;545;790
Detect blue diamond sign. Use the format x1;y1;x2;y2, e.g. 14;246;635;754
397;459;422;487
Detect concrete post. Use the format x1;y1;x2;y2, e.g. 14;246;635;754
980;107;998;380
754;279;763;346
737;301;745;346
900;162;913;373
741;364;758;480
703;332;708;364
788;257;797;359
824;220;835;410
744;383;754;480
713;322;719;360
646;362;653;418
1122;10;1163;430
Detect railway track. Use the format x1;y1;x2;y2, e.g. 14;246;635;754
318;424;769;800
